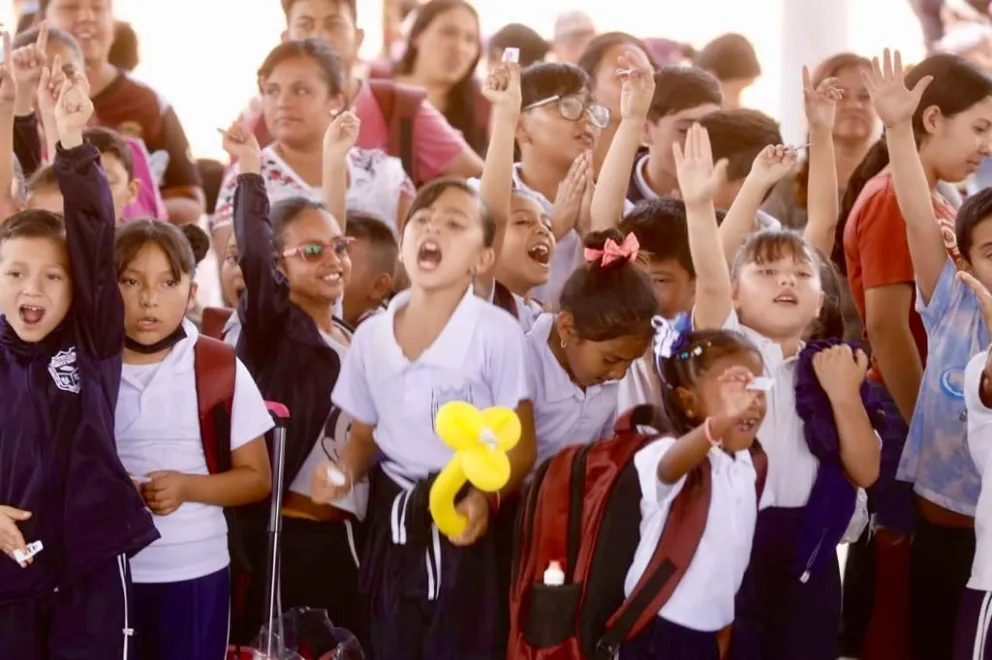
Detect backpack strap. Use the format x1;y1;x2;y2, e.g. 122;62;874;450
201;306;234;342
491;281;519;318
594;460;713;658
368;79;426;184
750;441;768;500
193;336;237;474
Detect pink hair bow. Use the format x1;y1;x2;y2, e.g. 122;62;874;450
583;233;640;267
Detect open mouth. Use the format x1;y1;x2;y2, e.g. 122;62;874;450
320;271;343;284
136;316;160;332
417;240;443;271
19;305;45;326
527;243;551;266
773;292;798;306
575;132;594;148
737;416;760;432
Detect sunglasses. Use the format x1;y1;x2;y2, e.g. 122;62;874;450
523;94;611;129
281;237;354;262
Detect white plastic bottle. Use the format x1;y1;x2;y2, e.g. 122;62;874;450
543;560;565;586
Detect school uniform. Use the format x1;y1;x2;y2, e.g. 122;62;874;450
955;349;992;660
114;319;274;659
0;142;159;660
526;313;619;466
223;310;241;348
332;284;529;660
622;437;759;659
720;310;841;660
230;173;368;645
482;280;543;332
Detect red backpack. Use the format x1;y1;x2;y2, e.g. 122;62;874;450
367;79;427;185
508;405;768;659
201;307;234;342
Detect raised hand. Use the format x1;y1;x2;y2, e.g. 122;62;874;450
748;144;798;190
54;70;93;146
672;123;727;207
322;109;361;159
715;366;760;421
550;152;589;232
863;48;932;129
218;122;262;175
481;60;522;114
38;54;65;121
11;22;48;107
617;47;655;121
803;65;843;132
813;344;869;402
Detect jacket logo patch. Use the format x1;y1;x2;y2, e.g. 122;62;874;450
48;348;81;394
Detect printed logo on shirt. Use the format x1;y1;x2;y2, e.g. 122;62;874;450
48;348;81;394
317;405;353;460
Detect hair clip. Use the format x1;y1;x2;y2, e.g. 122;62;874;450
652;316;681;359
584;233;640;268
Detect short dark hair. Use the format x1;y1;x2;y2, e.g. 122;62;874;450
696;33;761;81
270;196;331;252
488;23;550;68
576;31;658;80
345;211;399;276
108;21;139;72
560;228;658;342
619;199;694;278
282;0;358;22
701;109;783;182
26;164;60;194
115;220;209;281
520;61;590;108
13;24;83;65
406;178;496;248
956;187;992;264
648;66;723;122
0;209;65;249
83;127;135;180
258;38;344;97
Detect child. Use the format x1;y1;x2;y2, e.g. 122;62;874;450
314;178;536;660
210;232;245;346
615;198;696;412
957;272;992;660
0;69;158;659
528;227;658;465
867;50;992;658
695;33;761;110
342;210;398;328
112;220;273;659
628;66;723;203
623;327;768;658
674;122;880;660
219;122;368;645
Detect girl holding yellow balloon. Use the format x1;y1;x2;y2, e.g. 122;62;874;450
312;58;537;660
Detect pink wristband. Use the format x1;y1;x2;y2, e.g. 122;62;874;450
703;418;724;448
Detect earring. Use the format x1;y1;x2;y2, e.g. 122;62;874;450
560;340;567;349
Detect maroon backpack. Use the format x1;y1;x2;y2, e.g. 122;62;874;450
508;405;767;659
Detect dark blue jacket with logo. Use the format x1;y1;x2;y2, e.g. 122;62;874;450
0;142;158;605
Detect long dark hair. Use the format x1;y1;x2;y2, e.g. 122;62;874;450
834;53;992;272
396;0;485;154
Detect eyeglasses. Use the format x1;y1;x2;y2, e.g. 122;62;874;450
281;237;354;262
523;95;611;129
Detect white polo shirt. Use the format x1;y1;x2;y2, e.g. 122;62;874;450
964;348;992;591
527;313;619;465
625;436;758;631
115;321;274;584
332;285;530;481
721;310;818;508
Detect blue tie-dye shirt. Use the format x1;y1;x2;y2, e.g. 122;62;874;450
898;258;986;515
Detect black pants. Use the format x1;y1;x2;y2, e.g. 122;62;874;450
910;516;976;660
0;554;134;660
232;517;366;650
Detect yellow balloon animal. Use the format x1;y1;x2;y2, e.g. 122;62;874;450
429;401;521;538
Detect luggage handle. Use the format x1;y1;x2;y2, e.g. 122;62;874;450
262;401;290;659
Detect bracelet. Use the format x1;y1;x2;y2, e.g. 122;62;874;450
486;490;501;515
703;418;723;449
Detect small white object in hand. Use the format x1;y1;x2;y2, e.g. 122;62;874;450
746;377;774;392
502;47;519;63
327;466;347;487
14;541;43;565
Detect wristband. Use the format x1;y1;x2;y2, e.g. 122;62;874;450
703;418;724;449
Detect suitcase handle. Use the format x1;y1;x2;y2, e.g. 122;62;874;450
265;401;291;424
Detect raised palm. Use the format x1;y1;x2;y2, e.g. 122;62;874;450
803;65;843;132
863;49;932;129
672;123;726;207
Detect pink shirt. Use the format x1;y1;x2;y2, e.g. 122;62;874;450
121;138;168;221
238;81;465;182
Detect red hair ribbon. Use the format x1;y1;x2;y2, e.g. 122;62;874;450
583;233;640;267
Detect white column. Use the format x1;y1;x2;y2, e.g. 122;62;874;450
777;0;853;144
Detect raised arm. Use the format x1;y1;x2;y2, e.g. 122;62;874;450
589;48;655;229
675;123;733;329
54;73;122;360
719;145;796;266
476;60;521;291
865;49;945;304
0;32;16;217
802;67;842;256
219;123;291;363
321;110;360;232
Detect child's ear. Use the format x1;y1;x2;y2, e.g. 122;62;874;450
370;272;393;302
280;29;290;43
556;311;578;345
640;119;655;149
355;28;366;53
474;246;496;276
126;177;141;206
329;93;347;115
515;118;532;148
674;386;701;421
921;105;941;135
187;281;199;312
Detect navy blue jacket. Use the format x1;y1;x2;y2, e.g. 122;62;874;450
233;174;344;492
0;142;158;604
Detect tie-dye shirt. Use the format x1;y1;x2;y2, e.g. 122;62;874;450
899;258;986;515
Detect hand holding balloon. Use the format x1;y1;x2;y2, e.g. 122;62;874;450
430;402;521;543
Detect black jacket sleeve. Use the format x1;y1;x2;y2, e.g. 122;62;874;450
13;114;43;178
